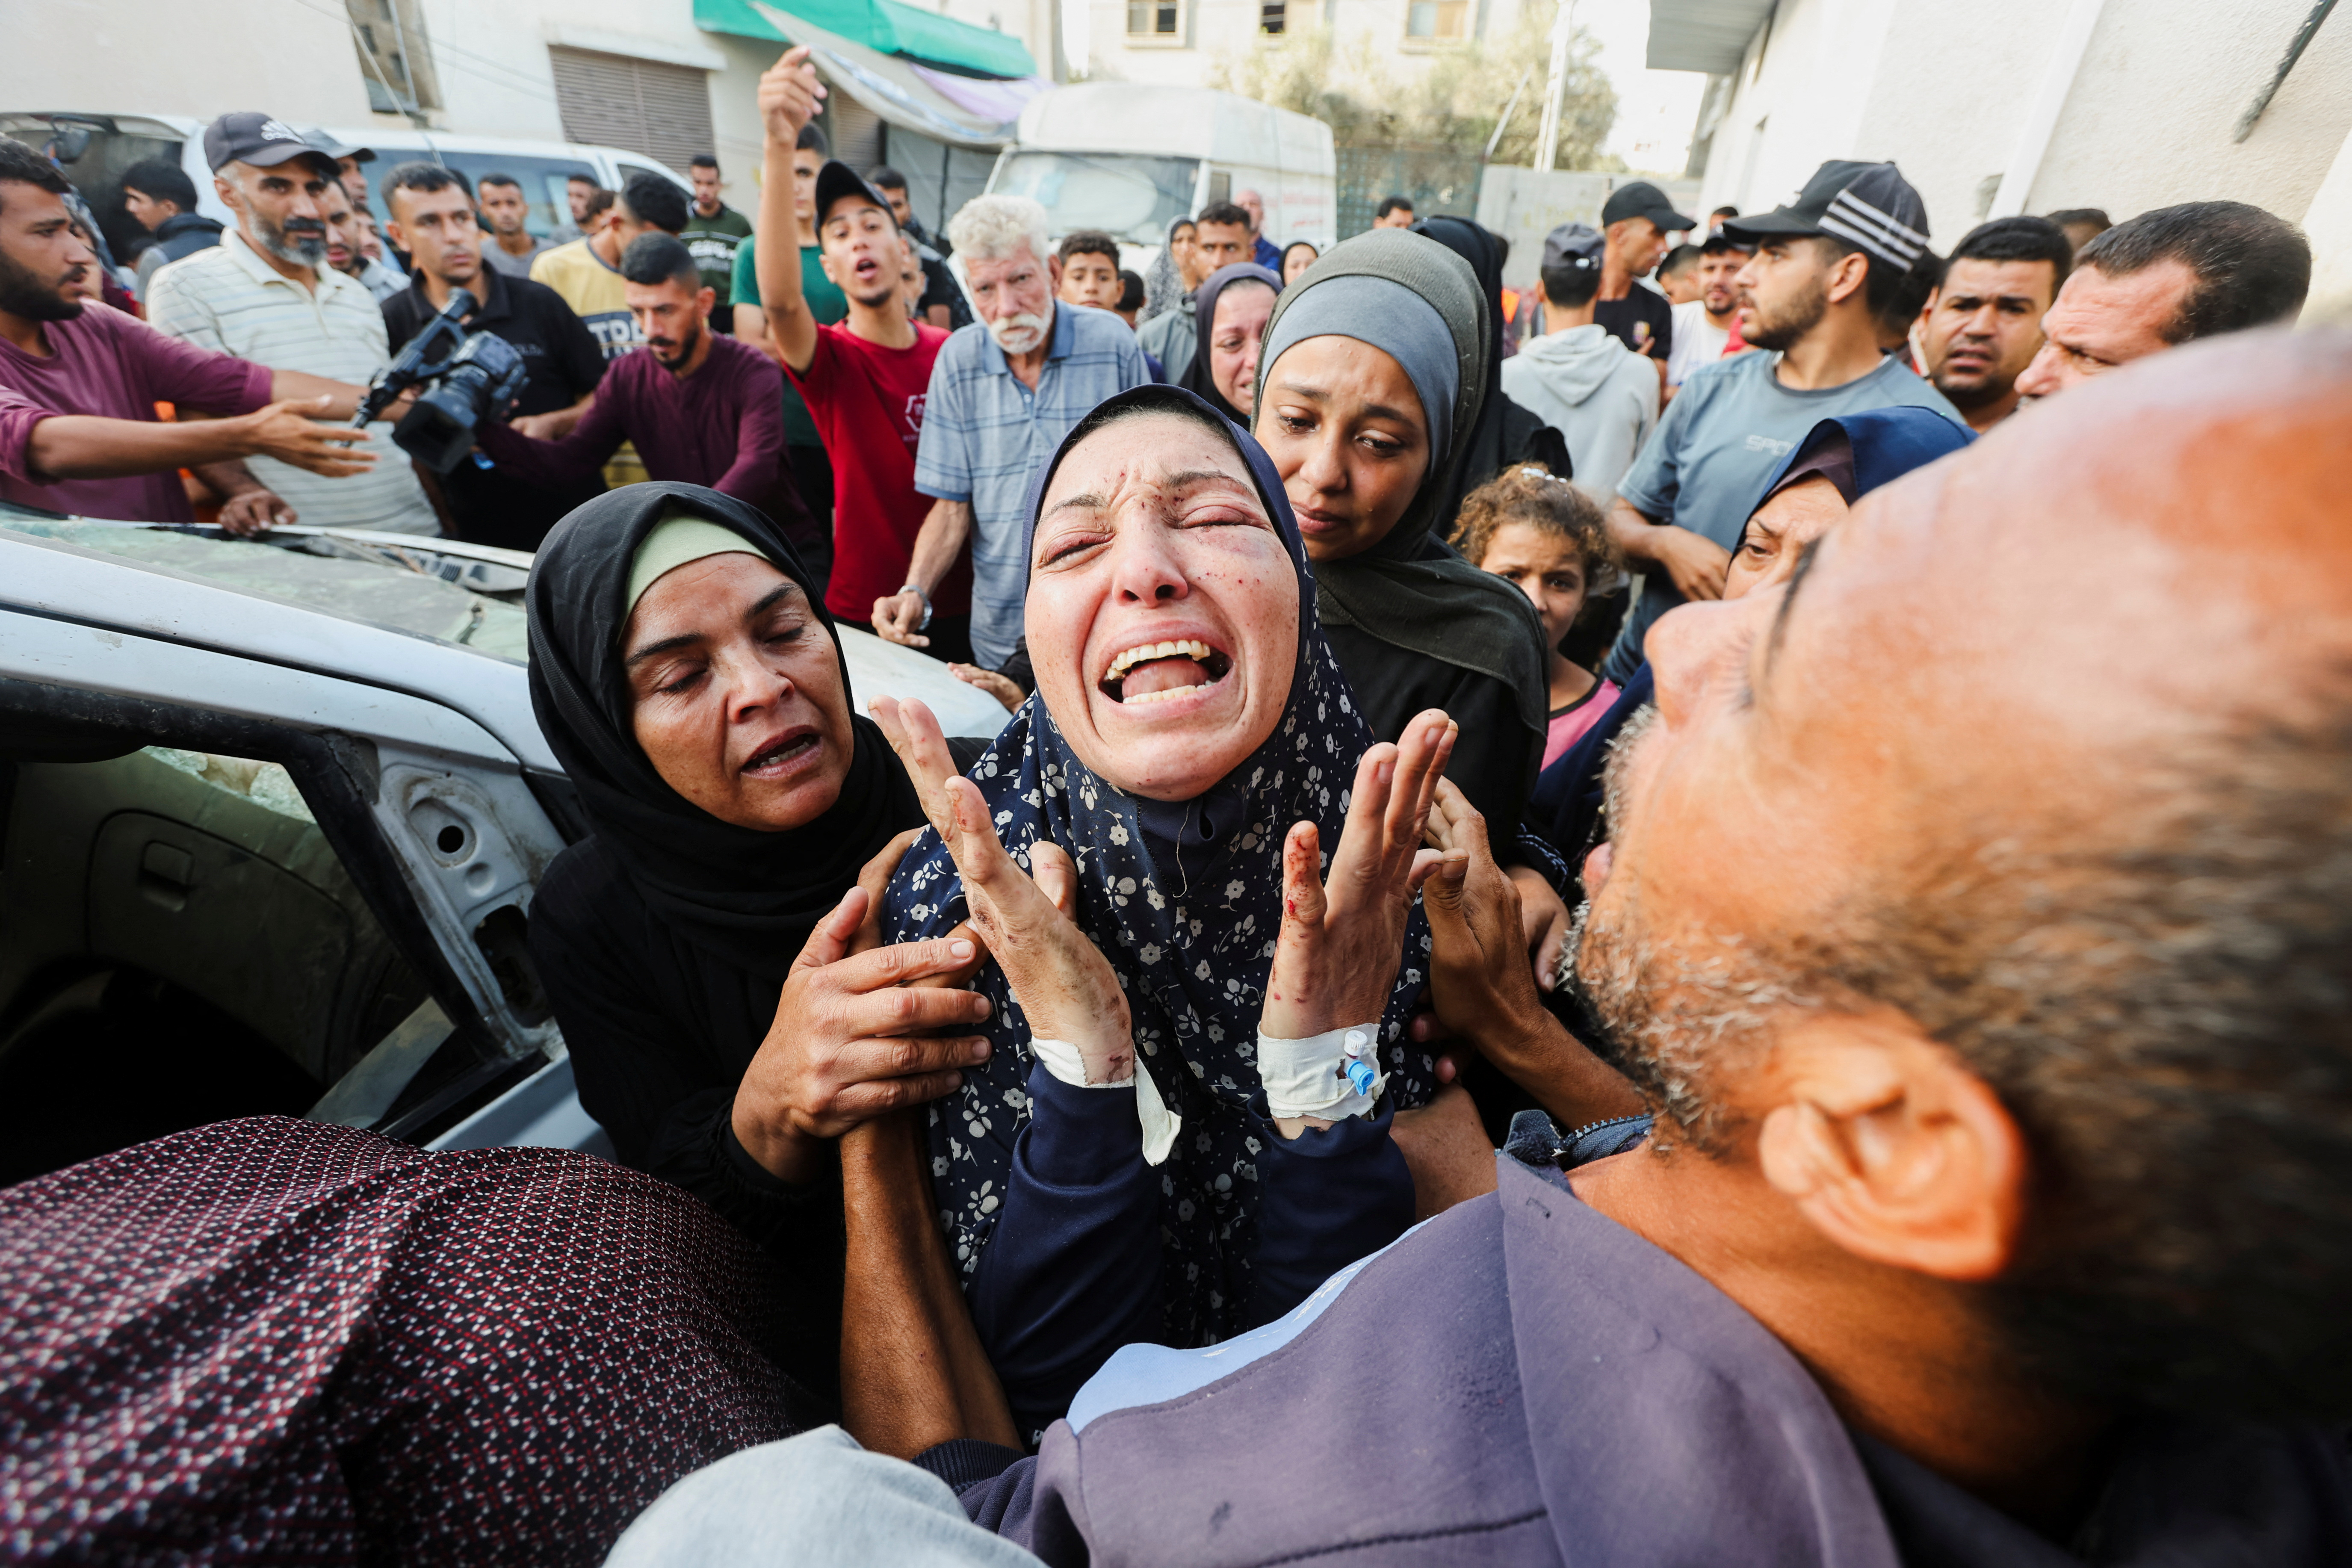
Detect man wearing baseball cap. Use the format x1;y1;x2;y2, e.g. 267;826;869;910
750;47;972;662
1600;160;1963;685
1593;180;1695;368
145;113;441;534
1501;222;1659;499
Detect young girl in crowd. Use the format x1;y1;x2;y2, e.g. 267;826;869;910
1451;465;1623;769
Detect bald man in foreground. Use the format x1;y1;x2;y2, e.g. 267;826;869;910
611;332;2352;1565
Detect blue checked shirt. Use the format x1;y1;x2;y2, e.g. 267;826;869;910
913;303;1151;667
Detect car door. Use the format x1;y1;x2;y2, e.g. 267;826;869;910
0;534;580;1178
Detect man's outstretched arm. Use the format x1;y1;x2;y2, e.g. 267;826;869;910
839;1110;1021;1459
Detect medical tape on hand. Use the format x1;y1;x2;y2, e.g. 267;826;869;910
1030;1039;1182;1167
1256;1023;1386;1121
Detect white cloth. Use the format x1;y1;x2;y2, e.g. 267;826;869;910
1255;1023;1386;1121
1666;299;1733;387
145;232;439;534
1029;1038;1182;1166
1500;324;1661;502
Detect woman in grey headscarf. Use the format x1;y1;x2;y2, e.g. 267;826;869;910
1139;215;1197;323
1249;228;1551;858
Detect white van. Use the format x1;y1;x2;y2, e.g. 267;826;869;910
0;111;688;275
984;84;1335;273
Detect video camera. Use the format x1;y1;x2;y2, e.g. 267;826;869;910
352;289;528;475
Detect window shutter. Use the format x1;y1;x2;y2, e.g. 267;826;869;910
548;47;714;173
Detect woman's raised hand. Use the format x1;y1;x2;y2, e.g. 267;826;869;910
1260;710;1457;1043
872;695;1135;1083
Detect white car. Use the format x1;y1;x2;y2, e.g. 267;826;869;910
0;506;1007;1183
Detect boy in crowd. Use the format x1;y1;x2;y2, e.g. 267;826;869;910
1055;231;1124;314
476;173;553;279
1655;244;1701;304
1664;231;1749;390
680;154;753;334
868;166;966;328
119;157;220;300
733;121;848;535
752;47;973;662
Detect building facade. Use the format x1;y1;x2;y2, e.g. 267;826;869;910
2;0;1044;233
1654;0;2352;320
1078;0;1538;89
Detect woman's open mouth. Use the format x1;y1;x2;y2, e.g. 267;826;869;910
740;729;821;777
1099;638;1234;705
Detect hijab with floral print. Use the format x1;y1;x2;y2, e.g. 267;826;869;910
880;384;1437;1347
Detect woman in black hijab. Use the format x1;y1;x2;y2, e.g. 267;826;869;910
1177;260;1282;423
1250;230;1556;864
1413;214;1572;506
525;481;993;1394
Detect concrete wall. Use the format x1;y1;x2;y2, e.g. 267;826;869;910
1;0;384;127
1695;0;2352;246
2300;127;2352;326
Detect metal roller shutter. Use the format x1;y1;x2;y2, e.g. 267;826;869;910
549;47;715;173
828;94;884;176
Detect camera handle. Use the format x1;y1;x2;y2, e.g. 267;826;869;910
352;287;477;429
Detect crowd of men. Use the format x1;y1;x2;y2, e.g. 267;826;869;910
0;84;2321;707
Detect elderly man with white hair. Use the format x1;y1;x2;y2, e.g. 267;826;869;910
877;193;1149;670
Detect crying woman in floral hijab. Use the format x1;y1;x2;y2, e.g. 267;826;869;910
875;384;1460;1437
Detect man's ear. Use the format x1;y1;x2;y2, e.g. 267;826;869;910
696;284;716;318
1048;253;1064;290
1825;246;1872;307
213;174;243;219
1754;1008;2026;1282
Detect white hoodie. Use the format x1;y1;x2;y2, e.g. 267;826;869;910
1500;323;1661;499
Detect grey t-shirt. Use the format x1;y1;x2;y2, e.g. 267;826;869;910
481;238;553;279
1606;348;1963;682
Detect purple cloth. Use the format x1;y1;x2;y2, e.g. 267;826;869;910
950;1152;2352;1563
962;1154;1911;1565
476;334;816;543
0;301;272;520
0;1118;818;1564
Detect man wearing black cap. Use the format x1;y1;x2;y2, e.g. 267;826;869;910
1592;180;1695;370
1501;222;1658;498
146;113;441;534
751;45;972;663
1600;160;1963;686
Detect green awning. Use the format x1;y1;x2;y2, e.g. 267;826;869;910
877;0;1036;78
695;0;1035;79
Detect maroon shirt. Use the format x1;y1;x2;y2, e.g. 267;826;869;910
0;302;273;521
476;333;814;542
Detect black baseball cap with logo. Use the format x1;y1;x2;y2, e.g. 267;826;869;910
202;113;338;175
1540;221;1606;275
813;161;897;230
1599;180;1698;235
1722;160;1931;270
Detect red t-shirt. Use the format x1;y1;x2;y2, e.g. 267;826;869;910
787;321;973;623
